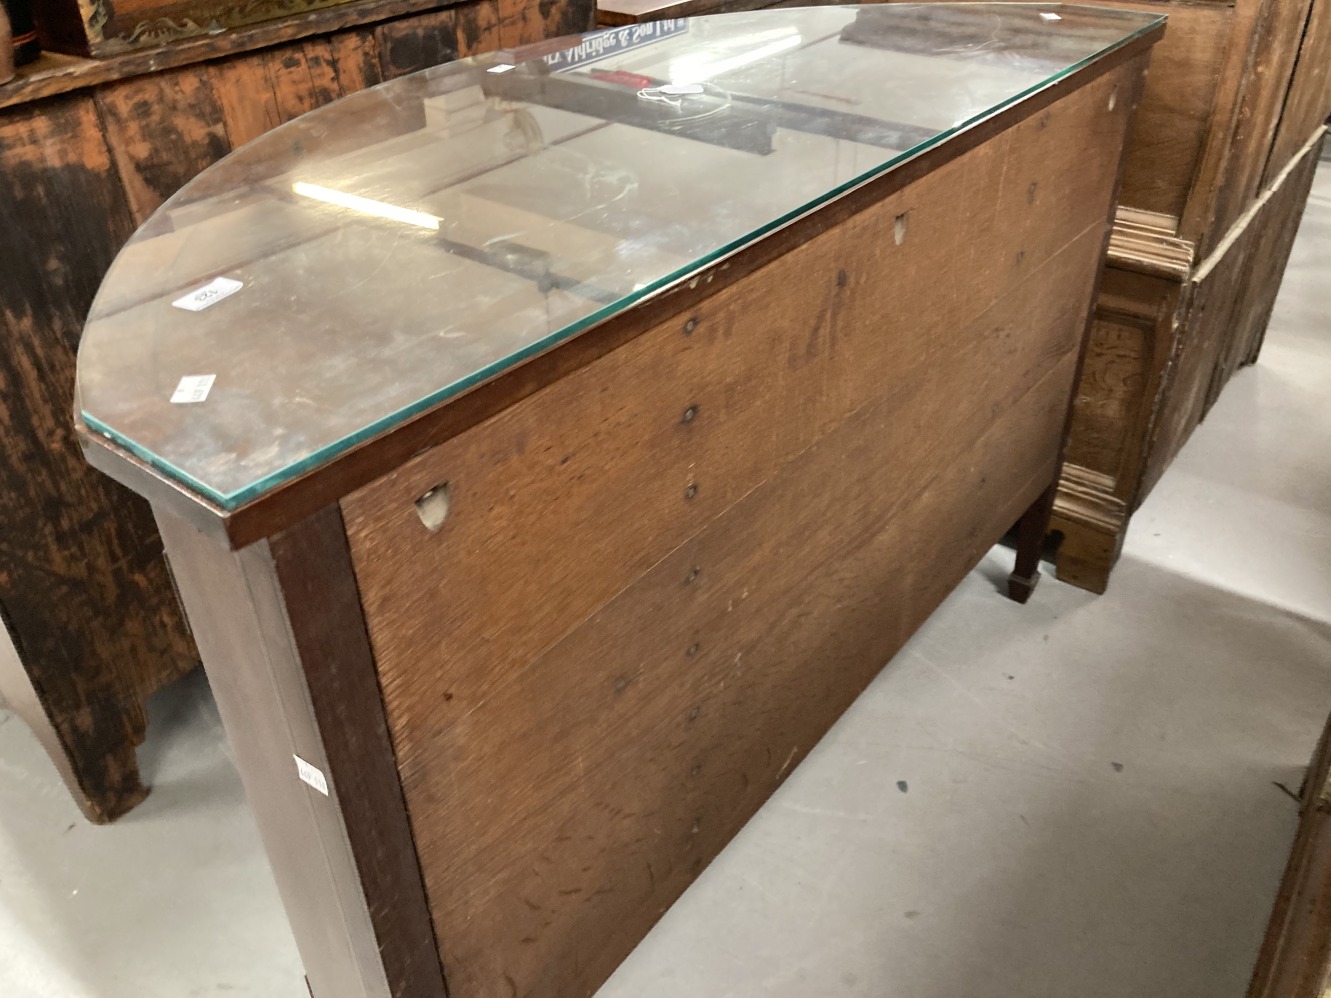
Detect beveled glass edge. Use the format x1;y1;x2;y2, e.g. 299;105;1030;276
80;5;1166;512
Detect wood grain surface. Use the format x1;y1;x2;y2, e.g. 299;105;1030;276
0;0;514;110
1265;0;1331;189
341;62;1138;998
0;95;197;822
1246;706;1331;998
94;0;504;223
1203;0;1315;255
1212;130;1324;404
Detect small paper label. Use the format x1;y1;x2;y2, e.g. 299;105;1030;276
659;83;704;96
1039;11;1062;20
294;755;329;795
487;63;516;74
170;374;215;404
173;276;243;312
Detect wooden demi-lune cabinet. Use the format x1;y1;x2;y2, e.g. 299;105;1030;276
602;0;1331;594
0;0;595;822
76;6;1163;996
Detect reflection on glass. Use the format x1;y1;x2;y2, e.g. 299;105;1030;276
292;182;445;230
77;4;1163;509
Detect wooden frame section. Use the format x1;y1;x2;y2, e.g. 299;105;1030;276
155;506;447;998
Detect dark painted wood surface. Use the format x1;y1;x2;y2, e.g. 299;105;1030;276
269;506;449;998
0;94;192;822
0;0;594;822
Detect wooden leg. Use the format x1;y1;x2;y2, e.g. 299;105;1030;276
0;616;149;823
1007;481;1057;604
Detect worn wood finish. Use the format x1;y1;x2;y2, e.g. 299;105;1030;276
1144;128;1325;497
498;0;596;45
37;0;366;56
1246;710;1331;998
2;0;592;822
0;0;471;109
1205;0;1315;251
94;0;502;224
1213;129;1323;401
1118;0;1241;241
1053;0;1331;591
1055;125;1327;592
338;62;1141;998
598;0;795;27
1265;0;1331;188
0;95;195;822
156;508;446;998
74;22;1156;995
1052;264;1186;593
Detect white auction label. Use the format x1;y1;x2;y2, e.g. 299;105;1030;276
294;755;330;796
487;63;516;74
1039;11;1062;20
172;276;243;312
170;374;216;404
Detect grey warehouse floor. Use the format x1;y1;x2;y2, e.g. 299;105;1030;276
3;167;1331;998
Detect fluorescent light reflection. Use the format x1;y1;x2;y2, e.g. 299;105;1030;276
667;30;802;86
292;181;443;230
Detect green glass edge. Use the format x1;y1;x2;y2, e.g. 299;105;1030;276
82;9;1165;512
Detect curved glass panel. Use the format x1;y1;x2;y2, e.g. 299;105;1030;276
77;3;1162;509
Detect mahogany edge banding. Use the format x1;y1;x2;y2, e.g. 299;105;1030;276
269;505;451;998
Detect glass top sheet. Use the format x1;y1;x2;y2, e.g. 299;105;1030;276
77;3;1163;509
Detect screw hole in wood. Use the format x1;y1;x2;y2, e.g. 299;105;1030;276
415;483;452;532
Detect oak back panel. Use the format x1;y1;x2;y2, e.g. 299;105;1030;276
343;62;1141;998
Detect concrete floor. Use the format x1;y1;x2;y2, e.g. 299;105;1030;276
3;169;1330;998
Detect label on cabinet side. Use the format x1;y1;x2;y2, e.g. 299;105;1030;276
294;755;330;795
